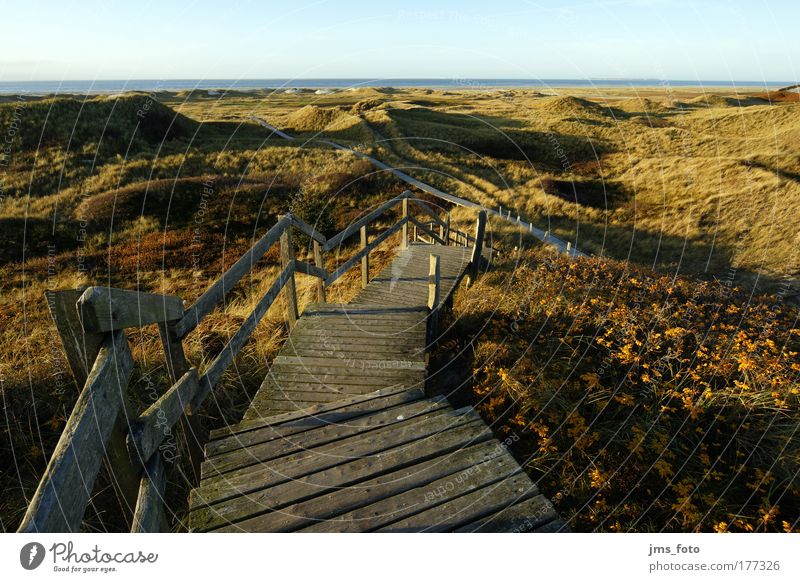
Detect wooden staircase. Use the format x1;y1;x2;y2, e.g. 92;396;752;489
188;242;564;532
21;190;565;533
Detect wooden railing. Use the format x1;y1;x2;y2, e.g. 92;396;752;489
19;191;484;533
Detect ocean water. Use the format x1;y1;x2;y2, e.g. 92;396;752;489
0;78;791;95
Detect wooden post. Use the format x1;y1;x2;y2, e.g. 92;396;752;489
158;321;204;486
401;197;409;249
427;254;441;340
469;210;487;285
44;289;139;528
444;215;451;246
412;223;417;243
313;240;326;303
280;225;299;329
360;225;369;289
18;331;134;533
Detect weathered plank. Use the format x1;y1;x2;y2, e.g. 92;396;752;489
130;455;167;533
360;225;369;289
197;263;293;403
313;241;327;302
454;494;560;533
174;215;290;338
193;408;483;509
469;210;487;284
207;387;425;456
128;369;200;462
293;259;327;280
323;192;409;252
289;213;327;245
280;226;299;329
377;472;537;532
214;384;417;437
409;216;447;245
304;442;522;533
324;217;408;287
77;287;184;333
233;440;501;532
17;331;134;533
202;397;450;477
191;415;490;531
44;288;103;385
273;355;426;371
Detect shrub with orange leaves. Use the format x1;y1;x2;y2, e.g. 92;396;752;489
457;247;799;532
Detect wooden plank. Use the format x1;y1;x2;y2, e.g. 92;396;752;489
196;263;293;404
158;320;204;484
304;442;522;533
280;227;298;329
190;414;491;531
410;198;448;229
313;241;326;302
130;454;167;533
324;217;407;287
401;197;409;249
408;216;447;245
282;343;424;358
427;253;440;311
77;287;184;333
212;385;417;438
268;364;426;380
206;388;425;456
273;355;426;371
128;369;200;462
293;259;327;280
174;215;290;338
202;397;450;477
262;369;424;386
232;440;502;532
454;494;559;533
360;225;369;289
469;210;487;284
17;331;134;533
323;192;408;252
44;288;103;386
377;472;537;532
192;407;483;509
289;213;327;245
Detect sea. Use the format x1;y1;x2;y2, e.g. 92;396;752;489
0;78;792;95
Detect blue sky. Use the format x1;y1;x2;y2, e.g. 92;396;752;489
2;0;797;82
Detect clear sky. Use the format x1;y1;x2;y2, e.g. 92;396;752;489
2;0;797;82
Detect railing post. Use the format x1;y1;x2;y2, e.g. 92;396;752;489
469;210;487;285
44;289;138;528
360;225;369;289
443;215;451;246
280;222;299;329
158;320;204;486
427;254;441;340
313;240;326;302
401;197;409;249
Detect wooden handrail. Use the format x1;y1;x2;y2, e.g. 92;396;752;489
78;287;184;333
174;215;292;338
325;217;408;287
409;216;448;246
323;191;410;252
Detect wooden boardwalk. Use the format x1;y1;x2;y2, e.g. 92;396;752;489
188;241;563;532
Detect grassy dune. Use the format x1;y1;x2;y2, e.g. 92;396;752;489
0;87;797;531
